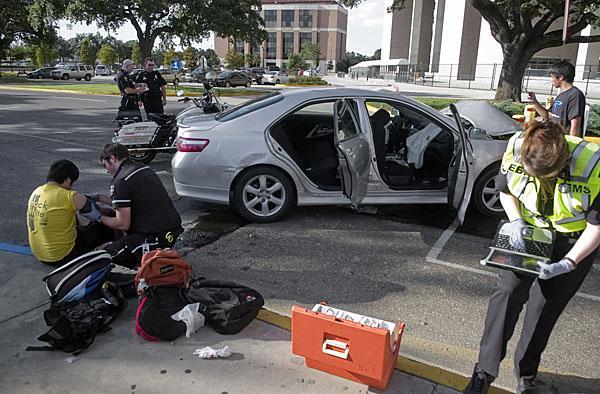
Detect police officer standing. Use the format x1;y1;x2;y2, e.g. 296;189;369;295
464;121;600;394
116;59;145;120
135;57;167;115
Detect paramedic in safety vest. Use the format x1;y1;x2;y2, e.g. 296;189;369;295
464;121;600;394
27;160;114;266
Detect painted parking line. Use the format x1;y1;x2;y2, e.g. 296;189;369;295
426;219;600;303
0;243;33;256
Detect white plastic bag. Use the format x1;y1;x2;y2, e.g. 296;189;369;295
171;303;205;338
193;346;232;359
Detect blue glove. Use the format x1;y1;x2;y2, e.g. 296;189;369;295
537;259;575;280
80;202;102;222
506;218;527;250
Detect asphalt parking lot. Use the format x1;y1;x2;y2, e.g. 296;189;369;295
1;88;599;392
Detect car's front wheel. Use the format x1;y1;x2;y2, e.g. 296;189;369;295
233;167;294;223
173;78;179;86
62;74;69;80
37;74;43;79
84;74;91;81
275;79;280;84
225;81;231;87
473;163;504;217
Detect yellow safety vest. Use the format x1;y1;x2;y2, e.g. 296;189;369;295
501;132;600;233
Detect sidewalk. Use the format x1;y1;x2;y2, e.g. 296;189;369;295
0;250;460;394
323;74;600;105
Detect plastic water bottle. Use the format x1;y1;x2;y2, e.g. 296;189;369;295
137;278;147;294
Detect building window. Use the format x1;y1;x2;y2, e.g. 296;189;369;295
267;32;276;58
283;32;294;58
300;33;312;51
251;40;260;55
282;10;294;28
234;38;245;54
265;10;276;28
316;32;320;45
299;10;312;28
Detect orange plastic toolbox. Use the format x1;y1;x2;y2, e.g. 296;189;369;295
291;304;405;390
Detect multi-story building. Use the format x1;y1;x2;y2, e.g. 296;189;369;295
214;0;348;70
379;0;600;81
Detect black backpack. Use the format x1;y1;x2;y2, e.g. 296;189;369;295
135;286;188;341
27;281;127;354
185;278;264;335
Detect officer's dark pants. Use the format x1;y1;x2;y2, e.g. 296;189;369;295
477;233;595;379
104;227;182;269
142;96;164;115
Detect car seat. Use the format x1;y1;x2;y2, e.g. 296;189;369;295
270;124;338;186
370;109;414;187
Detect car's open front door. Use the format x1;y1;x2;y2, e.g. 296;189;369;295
447;103;475;223
334;99;370;208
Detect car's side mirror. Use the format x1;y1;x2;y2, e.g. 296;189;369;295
468;127;487;139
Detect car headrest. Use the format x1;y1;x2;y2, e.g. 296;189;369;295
371;108;391;126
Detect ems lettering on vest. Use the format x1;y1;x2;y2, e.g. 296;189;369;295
564;183;591;194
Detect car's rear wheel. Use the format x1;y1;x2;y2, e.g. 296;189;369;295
37;74;43;79
84;74;91;81
62;74;69;80
473;163;504;217
234;167;294;223
225;81;231;87
245;81;251;88
275;79;280;84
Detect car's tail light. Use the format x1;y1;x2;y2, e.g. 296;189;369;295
177;137;210;152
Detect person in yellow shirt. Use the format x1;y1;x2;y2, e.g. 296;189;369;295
27;160;113;265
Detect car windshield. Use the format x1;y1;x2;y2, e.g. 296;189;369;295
215;92;283;122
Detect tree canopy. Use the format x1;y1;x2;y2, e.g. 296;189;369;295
65;0;266;61
341;0;600;100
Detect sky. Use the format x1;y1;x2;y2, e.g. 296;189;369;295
56;0;386;56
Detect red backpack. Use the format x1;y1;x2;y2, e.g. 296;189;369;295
134;249;192;293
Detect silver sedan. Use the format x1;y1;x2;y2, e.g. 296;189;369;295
172;88;514;222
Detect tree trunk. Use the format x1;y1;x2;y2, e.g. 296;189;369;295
139;38;154;63
494;46;530;102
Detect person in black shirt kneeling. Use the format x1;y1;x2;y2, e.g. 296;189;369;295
92;143;183;269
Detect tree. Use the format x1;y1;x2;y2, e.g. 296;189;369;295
300;42;320;67
97;44;118;66
202;49;221;69
341;0;600;101
245;53;261;67
0;1;32;60
35;44;55;67
162;48;179;68
183;46;199;69
371;48;381;60
79;36;95;65
336;51;369;73
287;52;305;73
66;0;267;62
225;50;244;69
131;41;141;65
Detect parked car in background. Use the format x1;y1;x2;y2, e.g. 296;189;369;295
240;69;262;84
157;68;180;85
95;64;112;76
113;68;143;82
267;65;280;72
262;71;288;85
172;88;514;223
26;67;56;79
51;64;94;81
302;68;318;76
215;71;252;87
184;66;210;82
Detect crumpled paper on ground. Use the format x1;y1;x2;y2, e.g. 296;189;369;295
171;303;205;338
193;346;232;359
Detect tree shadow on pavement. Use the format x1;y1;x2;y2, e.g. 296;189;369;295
535;371;600;394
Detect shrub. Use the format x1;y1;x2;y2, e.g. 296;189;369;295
587;105;600;136
286;76;328;85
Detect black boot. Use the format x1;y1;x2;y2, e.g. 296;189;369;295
516;377;537;394
463;364;495;394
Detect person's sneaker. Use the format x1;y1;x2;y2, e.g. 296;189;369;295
516;377;537;394
463;364;495;394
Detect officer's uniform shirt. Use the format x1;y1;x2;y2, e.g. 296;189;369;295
116;69;138;111
135;70;166;98
110;159;181;234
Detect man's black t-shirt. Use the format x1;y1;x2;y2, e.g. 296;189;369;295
110;159;182;234
135;71;166;98
550;86;586;134
116;69;139;111
496;172;600;225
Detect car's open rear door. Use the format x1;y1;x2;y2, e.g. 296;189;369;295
334;99;370;208
447;103;475;223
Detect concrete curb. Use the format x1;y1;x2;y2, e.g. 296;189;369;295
256;308;512;394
